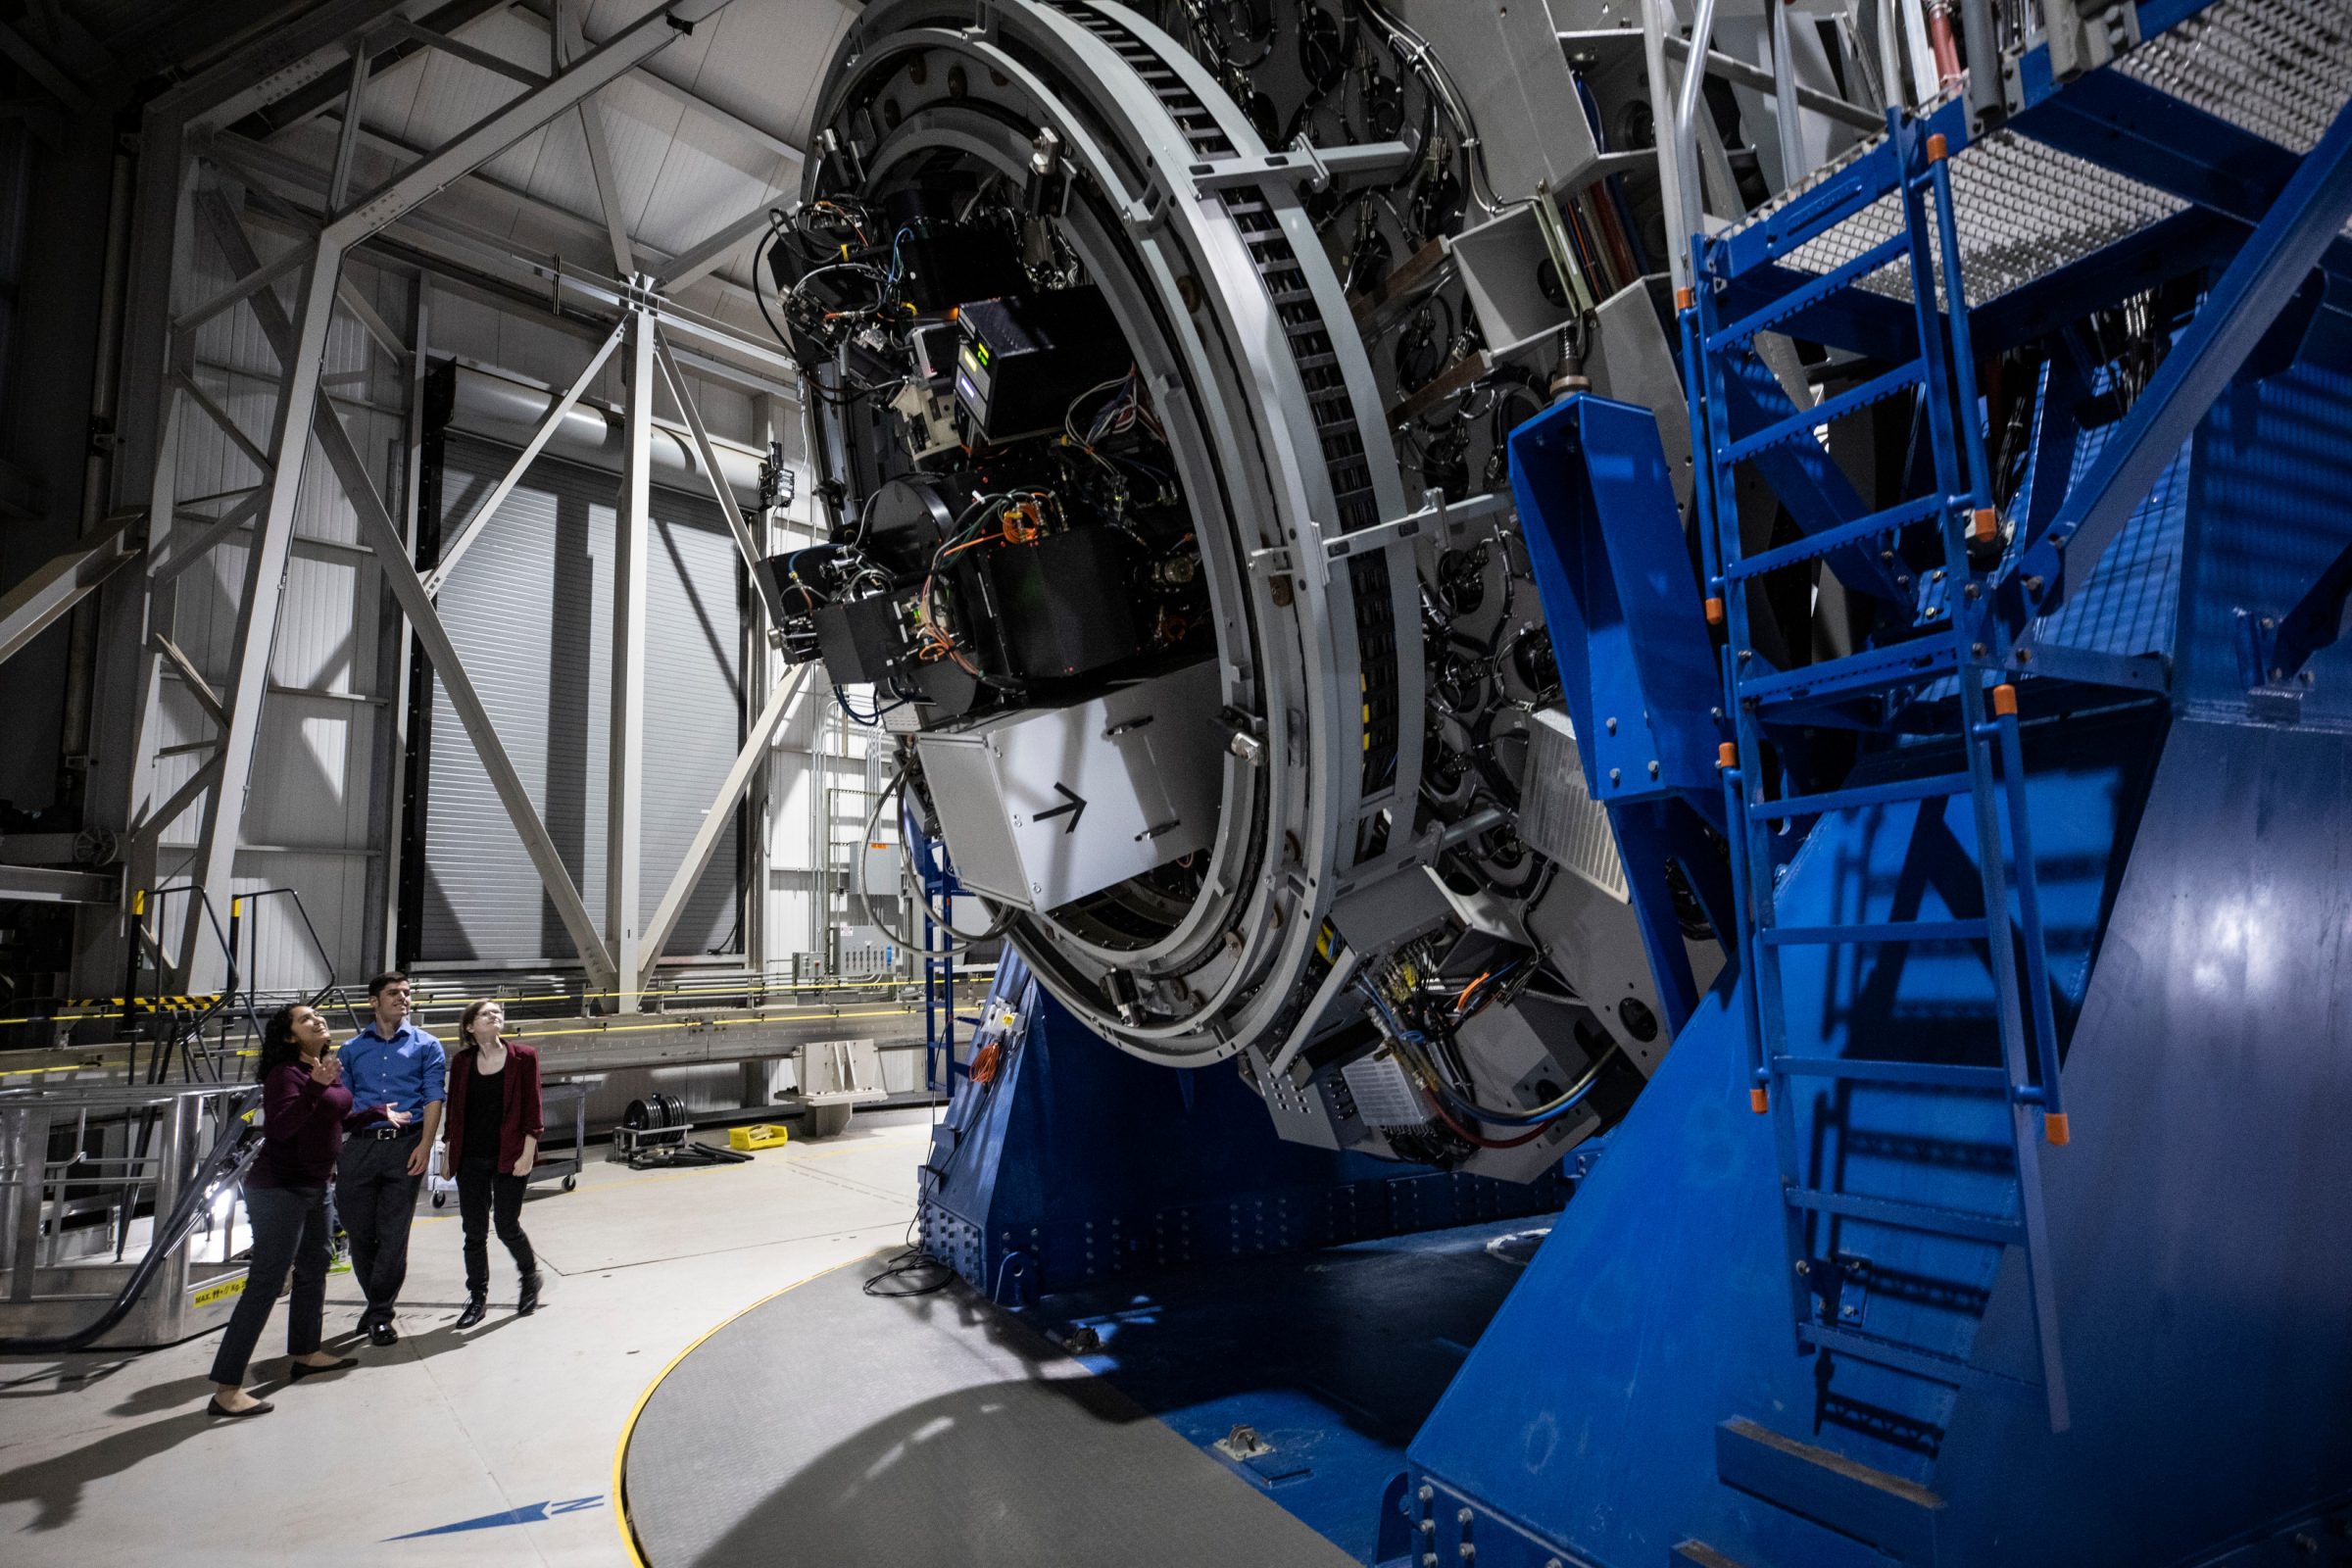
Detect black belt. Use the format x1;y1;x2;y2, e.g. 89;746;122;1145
361;1123;422;1141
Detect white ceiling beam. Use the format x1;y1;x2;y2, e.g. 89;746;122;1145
331;0;735;247
381;13;546;90
206;131;800;394
507;0;806;172
660;199;776;292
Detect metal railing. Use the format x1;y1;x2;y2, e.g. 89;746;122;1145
1651;0;1933;291
0;1081;258;1350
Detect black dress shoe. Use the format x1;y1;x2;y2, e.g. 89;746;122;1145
515;1272;543;1316
367;1320;399;1348
288;1356;359;1381
454;1297;487;1330
208;1396;274;1419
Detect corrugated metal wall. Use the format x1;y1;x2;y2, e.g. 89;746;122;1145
415;431;744;967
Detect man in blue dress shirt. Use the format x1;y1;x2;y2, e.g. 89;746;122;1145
337;971;446;1346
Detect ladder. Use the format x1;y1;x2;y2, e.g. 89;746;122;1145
1683;114;2074;1431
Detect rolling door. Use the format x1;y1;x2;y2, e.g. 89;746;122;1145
413;431;744;967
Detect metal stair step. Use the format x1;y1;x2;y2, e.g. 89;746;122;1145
1722;492;1949;583
1751;770;1974;821
1738;639;1957;710
1760;917;1989;946
1771;1054;2011;1092
1708;133;1907;273
1723;359;1925;465
1785;1185;2023;1245
1706;230;1911;351
1798;1321;2042;1399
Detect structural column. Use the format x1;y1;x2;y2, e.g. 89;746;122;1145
182;244;346;990
609;293;655;1011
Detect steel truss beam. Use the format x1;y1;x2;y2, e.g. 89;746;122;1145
224;1;514;138
556;4;636;281
635;666;811;977
380;14;545;91
172;371;272;475
204;201;615;989
171;242;310;336
331;1;732;246
147;491;265;588
659;200;776;294
159;5;738;984
510;0;806;172
0;517;139;668
652;325;788;625
149;633;226;728
87;0;776;995
198;131;801;393
422;318;626;595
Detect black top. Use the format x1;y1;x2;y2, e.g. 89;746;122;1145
461;1056;506;1167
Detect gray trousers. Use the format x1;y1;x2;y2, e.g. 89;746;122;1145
208;1183;329;1387
336;1133;423;1326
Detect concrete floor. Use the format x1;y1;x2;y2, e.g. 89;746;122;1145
0;1108;935;1568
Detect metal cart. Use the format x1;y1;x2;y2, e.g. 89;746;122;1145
427;1082;588;1207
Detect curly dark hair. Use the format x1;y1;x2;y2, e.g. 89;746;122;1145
257;1004;314;1079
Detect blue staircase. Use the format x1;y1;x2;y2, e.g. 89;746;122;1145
1683;116;2075;1432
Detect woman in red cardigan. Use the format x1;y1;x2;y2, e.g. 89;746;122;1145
441;999;544;1328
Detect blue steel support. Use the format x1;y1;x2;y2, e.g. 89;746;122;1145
1403;712;2352;1568
915;955;1568;1308
1928;154;1994;517
2006;90;2352;640
1380;19;2352;1567
910;819;962;1094
1507;393;1732;1036
2267;534;2352;683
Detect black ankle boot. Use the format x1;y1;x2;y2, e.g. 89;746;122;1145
515;1272;542;1316
455;1295;487;1330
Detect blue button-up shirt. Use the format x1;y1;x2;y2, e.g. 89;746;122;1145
340;1019;447;1125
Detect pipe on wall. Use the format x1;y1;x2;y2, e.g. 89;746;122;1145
439;359;768;507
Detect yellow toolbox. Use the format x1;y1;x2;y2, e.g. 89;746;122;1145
728;1124;791;1152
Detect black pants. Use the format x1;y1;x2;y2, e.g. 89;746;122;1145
336;1133;423;1327
457;1158;535;1298
208;1183;329;1387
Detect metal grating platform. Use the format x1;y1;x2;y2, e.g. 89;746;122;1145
2117;0;2352;156
1777;129;2185;310
1743;0;2352;311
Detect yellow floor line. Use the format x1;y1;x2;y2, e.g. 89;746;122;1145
611;1254;864;1567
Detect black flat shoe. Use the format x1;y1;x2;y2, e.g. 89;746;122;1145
366;1320;399;1348
454;1297;487;1330
208;1397;273;1420
288;1356;359;1381
515;1272;542;1317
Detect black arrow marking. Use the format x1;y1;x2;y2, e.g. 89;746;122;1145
1035;783;1088;835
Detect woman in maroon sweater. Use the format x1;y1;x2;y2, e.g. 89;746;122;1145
208;1004;361;1418
442;1000;544;1328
